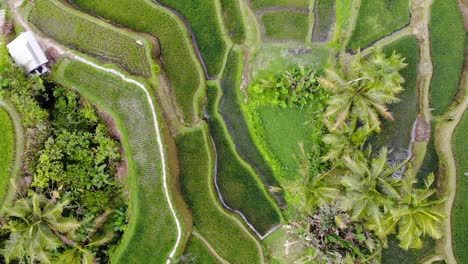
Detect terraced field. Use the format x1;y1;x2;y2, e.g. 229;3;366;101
0;107;14;202
249;0;309;10
219;0;246;44
312;0;335;42
261;11;309;41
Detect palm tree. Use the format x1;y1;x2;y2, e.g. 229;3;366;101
56;231;115;264
319;49;406;131
1;192;80;263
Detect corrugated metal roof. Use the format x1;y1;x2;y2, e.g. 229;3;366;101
7;31;48;72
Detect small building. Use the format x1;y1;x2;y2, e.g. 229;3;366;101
7;31;48;74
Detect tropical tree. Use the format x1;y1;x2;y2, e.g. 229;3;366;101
1;192;80;263
56;231;115;264
319;49;406;131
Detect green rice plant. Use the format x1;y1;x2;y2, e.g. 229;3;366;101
29;0;151;76
348;0;410;50
429;0;466;116
452;113;468;263
158;0;227;76
382;235;435;264
261;11;309;41
52;59;178;264
312;0;335;42
0;107;14;201
71;0;204;124
179;235;219;264
250;0;309;10
373;36;419;151
219;0;246;44
177;127;262;263
206;82;282;235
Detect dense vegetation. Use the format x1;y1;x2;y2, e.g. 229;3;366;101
249;0;309;10
262;11;309;41
52;59;180;263
0;108;14;201
429;0;466;115
177;127;262;263
312;0;335;42
29;0;152;76
158;0;227;76
219;0;246;44
71;0;203;124
348;0;410;50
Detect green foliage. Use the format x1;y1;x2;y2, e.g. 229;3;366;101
179;235;219;264
312;0;335;42
158;0;227;76
71;0;203;124
429;0;466;115
348;0;410;50
54;59;178;263
250;0;309;10
207;83;282;235
29;0;151;76
0;108;14;201
452;113;468;262
219;0;246;44
262;11;309;41
176;127;261;264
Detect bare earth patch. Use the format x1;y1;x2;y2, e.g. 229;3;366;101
415;114;431;142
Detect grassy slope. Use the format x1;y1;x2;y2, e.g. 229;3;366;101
429;0;466;116
262;11;309;41
312;0;335;42
219;0;246;44
71;0;203;124
29;0;151;76
250;0;309;10
0;108;14;201
158;0;227;76
452;112;468;263
177;127;262;264
53;59;178;263
348;0;410;50
179;235;219;264
207;82;282;235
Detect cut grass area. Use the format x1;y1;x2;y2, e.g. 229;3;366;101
312;0;335;42
29;0;152;76
347;0;410;50
250;0;309;10
71;0;204;124
452;112;468;263
176;127;262;264
179;235;219;264
52;59;178;264
207;82;282;235
262;11;309;41
0;107;14;201
158;0;227;76
220;48;282;199
373;36;419;151
219;0;246;44
429;0;466;116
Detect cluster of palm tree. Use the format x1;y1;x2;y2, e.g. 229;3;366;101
289;49;445;261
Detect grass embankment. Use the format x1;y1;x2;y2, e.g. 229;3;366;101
452;112;468;262
261;11;309;41
429;0;466;116
29;0;152;76
207;82;282;235
177;127;262;263
347;0;410;50
312;0;335;42
373;36;419;151
180;235;219;264
219;0;246;44
249;0;309;9
53;59;178;263
330;0;353;48
71;0;204;124
0;108;14;201
158;0;227;76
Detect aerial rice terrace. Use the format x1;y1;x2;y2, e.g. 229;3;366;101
0;0;467;263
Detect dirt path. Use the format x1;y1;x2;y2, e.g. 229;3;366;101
192;231;230;264
359;26;413;57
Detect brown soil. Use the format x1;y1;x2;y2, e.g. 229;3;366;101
415;114;431;141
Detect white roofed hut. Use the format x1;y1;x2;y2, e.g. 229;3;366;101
7;31;48;74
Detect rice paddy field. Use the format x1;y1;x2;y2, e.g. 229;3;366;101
312;0;335;42
157;0;227;76
0;107;14;201
452;112;468;263
249;0;309;10
219;0;246;44
429;0;466;116
29;0;152;77
261;11;309;41
179;235;219;264
52;59;179;264
71;0;204;124
347;0;411;50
